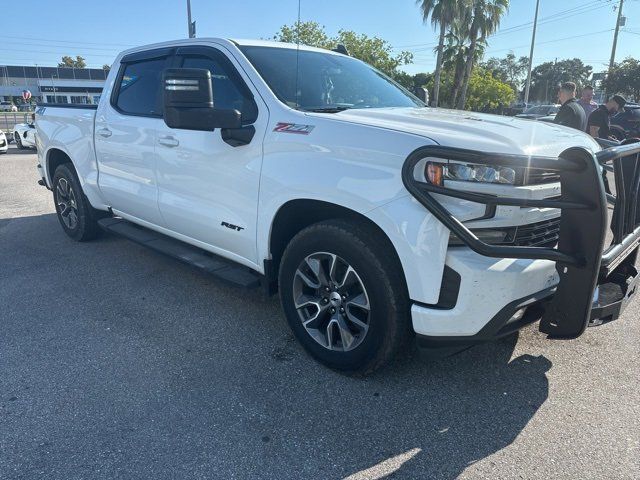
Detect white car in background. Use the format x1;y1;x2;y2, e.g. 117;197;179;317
0;101;15;112
14;115;37;149
0;131;8;154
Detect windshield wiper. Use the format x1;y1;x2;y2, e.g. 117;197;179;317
304;106;352;113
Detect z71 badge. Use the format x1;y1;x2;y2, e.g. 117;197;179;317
273;123;315;134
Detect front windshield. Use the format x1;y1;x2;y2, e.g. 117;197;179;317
240;46;424;111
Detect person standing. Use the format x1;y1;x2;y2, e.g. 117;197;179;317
586;95;626;139
577;85;598;118
553;82;586;131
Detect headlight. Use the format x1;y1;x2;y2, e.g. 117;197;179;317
425;161;517;186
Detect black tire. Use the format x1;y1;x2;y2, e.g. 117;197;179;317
14;132;25;149
52;163;104;241
279;219;411;374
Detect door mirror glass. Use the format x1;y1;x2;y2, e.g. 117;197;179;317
162;68;241;131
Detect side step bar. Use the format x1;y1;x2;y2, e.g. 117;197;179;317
98;217;261;289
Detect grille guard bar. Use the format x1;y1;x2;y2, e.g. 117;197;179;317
402;141;640;339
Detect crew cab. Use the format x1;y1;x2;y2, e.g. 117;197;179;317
35;39;640;373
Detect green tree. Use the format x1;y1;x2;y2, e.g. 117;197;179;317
58;55;87;68
465;67;515;111
441;14;486;108
425;66;513;110
457;0;509;109
272;21;413;79
602;57;640;101
102;64;111;72
416;0;462;107
481;52;529;92
272;21;332;49
528;58;592;103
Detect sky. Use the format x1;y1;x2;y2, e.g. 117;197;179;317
1;0;639;74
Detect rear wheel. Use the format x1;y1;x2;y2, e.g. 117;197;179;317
279;220;411;374
14;132;25;149
52;163;104;241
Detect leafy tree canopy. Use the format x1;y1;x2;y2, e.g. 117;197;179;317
602;57;640;101
528;58;592;103
58;55;86;68
481;52;529;92
273;21;413;80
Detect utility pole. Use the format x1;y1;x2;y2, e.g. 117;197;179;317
187;0;196;38
523;0;540;106
608;0;624;71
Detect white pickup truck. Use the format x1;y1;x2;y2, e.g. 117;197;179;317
36;38;640;373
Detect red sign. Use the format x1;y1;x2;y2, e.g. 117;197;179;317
22;90;32;101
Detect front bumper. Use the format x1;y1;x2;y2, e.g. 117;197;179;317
403;140;640;345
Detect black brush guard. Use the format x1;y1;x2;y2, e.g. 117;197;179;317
402;140;640;339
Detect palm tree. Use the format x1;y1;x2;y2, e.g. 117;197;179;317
456;0;509;110
441;14;472;107
416;0;461;107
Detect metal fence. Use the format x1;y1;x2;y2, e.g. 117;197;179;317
0;112;32;138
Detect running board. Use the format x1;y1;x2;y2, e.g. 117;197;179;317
97;217;261;289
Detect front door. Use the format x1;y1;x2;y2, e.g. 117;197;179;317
155;45;267;266
95;49;172;226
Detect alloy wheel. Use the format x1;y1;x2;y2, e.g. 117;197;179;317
55;177;79;230
292;252;371;351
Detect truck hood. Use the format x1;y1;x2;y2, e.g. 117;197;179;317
331;107;601;157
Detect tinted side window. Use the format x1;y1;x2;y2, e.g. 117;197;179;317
179;54;258;123
116;57;167;116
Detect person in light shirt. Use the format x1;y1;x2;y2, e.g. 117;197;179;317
578;85;598;118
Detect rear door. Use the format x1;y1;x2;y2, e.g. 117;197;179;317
155;45;267;265
95;48;173;226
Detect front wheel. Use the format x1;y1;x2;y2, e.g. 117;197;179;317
279;220;411;374
14;132;25;149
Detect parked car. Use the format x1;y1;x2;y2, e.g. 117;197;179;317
0;101;15;112
35;39;640;373
0;131;8;154
504;102;530;116
537;114;557;123
14;114;37;149
515;104;560;120
610;103;640;141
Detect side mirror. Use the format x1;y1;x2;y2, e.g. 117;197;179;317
162;68;241;131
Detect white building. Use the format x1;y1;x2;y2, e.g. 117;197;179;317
0;65;107;105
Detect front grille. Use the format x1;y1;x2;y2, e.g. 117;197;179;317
512;218;561;247
522;170;560;185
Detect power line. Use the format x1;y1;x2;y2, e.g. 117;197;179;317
392;0;611;50
0;34;134;48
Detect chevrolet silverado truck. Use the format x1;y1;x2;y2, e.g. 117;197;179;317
35;39;640;373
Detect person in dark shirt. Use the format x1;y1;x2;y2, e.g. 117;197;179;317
587;95;626;139
553;82;586;131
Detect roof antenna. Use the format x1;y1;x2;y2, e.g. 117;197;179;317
294;0;301;109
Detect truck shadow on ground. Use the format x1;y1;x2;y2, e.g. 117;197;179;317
2;213;551;480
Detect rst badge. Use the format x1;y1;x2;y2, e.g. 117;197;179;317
273;123;315;135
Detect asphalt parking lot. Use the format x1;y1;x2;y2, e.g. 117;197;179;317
1;144;639;480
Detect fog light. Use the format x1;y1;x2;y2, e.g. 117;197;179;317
449;228;513;246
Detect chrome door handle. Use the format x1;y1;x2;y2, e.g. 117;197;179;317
158;136;179;147
97;128;112;138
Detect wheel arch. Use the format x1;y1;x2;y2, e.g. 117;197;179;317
265;199;407;295
46;147;74;185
